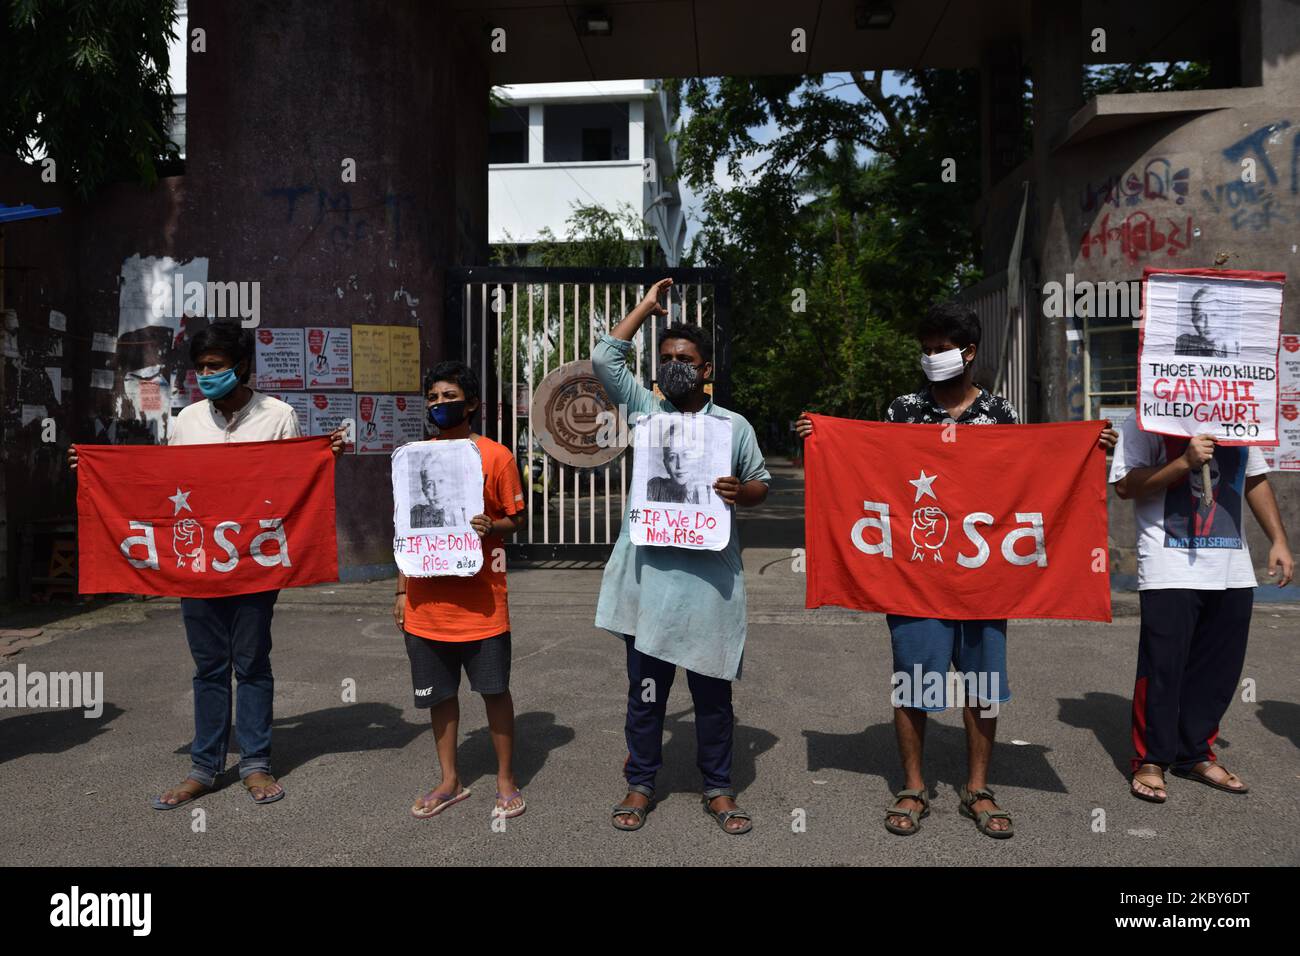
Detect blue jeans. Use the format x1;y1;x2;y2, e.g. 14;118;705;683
623;636;734;794
180;590;279;786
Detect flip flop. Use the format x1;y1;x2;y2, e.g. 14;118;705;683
491;790;527;819
412;786;471;819
1171;762;1249;794
150;779;211;811
242;774;285;805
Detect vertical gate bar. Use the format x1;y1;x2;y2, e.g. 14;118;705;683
496;283;503;444
527;283;534;544
589;284;596;544
558;283;565;544
511;282;518;499
621;284;629;536
482;285;490;444
543;283;550;545
603;283;611;543
573;283;580;542
465;283;472;365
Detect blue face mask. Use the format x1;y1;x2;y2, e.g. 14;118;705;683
198;367;239;400
429;400;468;429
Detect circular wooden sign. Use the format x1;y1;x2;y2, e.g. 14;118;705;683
531;360;624;467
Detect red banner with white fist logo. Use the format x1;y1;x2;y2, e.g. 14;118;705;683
75;437;338;597
803;415;1111;622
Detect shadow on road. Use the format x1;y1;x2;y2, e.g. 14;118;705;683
1057;691;1131;776
621;706;779;799
169;704;575;785
803;719;1064;794
457;710;576;789
1255;699;1300;749
0;703;125;763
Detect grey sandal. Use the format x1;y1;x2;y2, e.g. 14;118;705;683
958;784;1014;839
884;787;930;836
612;785;655;831
702;787;753;835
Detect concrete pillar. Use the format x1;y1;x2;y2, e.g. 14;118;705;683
528;104;545;164
182;0;488;574
1240;0;1300;91
1030;0;1084;423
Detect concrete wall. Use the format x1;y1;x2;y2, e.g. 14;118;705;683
2;0;489;596
1052;106;1300;585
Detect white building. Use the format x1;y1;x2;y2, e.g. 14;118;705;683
488;80;686;266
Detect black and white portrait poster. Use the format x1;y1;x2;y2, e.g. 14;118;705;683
628;412;732;551
391;439;485;576
1138;267;1285;445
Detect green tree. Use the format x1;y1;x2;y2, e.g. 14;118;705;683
1;0;180;197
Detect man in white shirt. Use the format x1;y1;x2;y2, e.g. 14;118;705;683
70;320;345;810
1110;418;1293;803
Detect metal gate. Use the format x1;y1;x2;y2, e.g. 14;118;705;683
446;267;730;559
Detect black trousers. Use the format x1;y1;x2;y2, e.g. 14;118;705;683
1131;588;1253;772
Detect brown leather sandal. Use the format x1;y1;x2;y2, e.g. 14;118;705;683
1172;761;1248;794
1131;763;1168;803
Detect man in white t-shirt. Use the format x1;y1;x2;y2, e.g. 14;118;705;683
1110;416;1293;803
69;320;345;812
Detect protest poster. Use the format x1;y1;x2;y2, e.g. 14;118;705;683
255;328;305;390
391;440;485;577
270;392;311;435
627;412;732;551
357;394;396;455
1137;267;1285;445
803;415;1111;622
305;326;352;389
76;436;338;597
1264;333;1300;471
393;395;427;446
308;392;356;452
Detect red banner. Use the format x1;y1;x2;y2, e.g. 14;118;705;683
804;416;1111;622
76;436;338;597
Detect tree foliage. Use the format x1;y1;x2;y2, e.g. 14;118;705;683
0;0;180;197
671;71;985;439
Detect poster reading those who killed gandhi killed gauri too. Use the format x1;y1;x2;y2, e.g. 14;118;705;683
391;439;485;577
1138;267;1286;445
628;412;732;551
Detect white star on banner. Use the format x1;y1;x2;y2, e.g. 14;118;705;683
168;488;193;515
909;470;938;503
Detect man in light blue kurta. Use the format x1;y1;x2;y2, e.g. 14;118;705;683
594;278;770;836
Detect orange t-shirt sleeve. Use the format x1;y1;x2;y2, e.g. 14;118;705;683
490;446;526;518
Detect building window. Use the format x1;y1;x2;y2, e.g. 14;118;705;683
1084;320;1138;422
543;102;628;162
489;106;529;164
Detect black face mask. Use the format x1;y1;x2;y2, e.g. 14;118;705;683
658;361;700;402
428;400;468;429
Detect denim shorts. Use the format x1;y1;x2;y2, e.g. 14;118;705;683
885;615;1011;712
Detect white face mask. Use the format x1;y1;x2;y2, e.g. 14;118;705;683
921;347;968;382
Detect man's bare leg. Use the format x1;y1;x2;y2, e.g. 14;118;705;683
963;704;1008;832
412;695;461;814
886;706;928;831
483;690;522;814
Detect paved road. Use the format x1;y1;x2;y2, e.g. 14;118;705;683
2;467;1298;866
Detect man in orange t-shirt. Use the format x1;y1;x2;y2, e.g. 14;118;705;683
394;361;526;820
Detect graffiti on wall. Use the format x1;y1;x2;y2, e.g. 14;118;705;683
1079;211;1195;264
263;186;420;250
1080;157;1191;212
1200;121;1299;232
